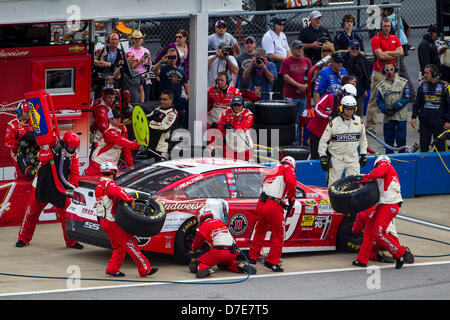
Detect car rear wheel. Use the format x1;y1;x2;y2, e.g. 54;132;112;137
336;213;362;253
115;192;166;237
174;217;198;264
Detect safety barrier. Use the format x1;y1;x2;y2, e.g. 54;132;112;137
293;151;450;198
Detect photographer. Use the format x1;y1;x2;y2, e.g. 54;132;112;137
298;11;332;65
207;42;238;88
242;48;277;100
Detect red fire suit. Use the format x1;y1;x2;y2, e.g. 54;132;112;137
248;163;297;265
217;107;254;161
191;218;241;273
18;148;80;247
356;162;405;264
85;123;139;175
4;118;33;178
207;85;240;126
95;177;151;277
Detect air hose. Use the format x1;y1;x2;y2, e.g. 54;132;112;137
398;232;450;258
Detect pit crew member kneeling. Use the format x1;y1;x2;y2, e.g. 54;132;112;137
95;161;158;277
190;207;256;278
353;155;414;269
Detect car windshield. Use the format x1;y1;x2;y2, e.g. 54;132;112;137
116;165;191;195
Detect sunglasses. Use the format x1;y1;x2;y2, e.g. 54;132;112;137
384;67;395;72
351;47;360;50
175;35;183;39
245;40;254;44
323;49;332;52
216;25;226;29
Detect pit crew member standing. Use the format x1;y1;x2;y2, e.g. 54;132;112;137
248;156;297;272
190;207;256;278
4;101;33;178
95;161;158;277
411;64;450;152
16;131;83;249
353;155;414;269
90;88;118;148
318;95;368;187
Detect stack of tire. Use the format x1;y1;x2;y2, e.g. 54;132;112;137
251;100;297;147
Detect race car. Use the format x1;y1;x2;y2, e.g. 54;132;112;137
65;157;360;263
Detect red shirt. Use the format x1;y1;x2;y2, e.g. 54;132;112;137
371;32;402;73
4;118;33;158
217;107;254;135
306;94;337;137
279;56;312;99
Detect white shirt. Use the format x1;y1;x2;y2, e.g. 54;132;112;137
207;55;238;88
261;29;290;58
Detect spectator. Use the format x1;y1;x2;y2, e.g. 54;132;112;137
242;47;277;100
376;61;410;154
309;41;335;99
93;32;125;99
153;48;189;129
365;17;403;134
127;30;152;102
113;52;145;104
207;43;239;88
261;16;291;99
279;40;312;145
208;19;240;55
418;24;443;77
236;36;257;91
342;40;372;117
318;95;367;187
155;29;190;80
207;71;240;127
298;10;332;65
334;13;365;54
314;52;348;103
412;64;450;152
85;108;139;175
143;90;179;161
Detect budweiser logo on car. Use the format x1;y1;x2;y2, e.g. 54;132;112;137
163;201;205;212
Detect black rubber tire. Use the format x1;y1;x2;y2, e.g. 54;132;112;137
16;133;40;178
174;218;198;264
279;145;310;160
115;192;166;237
254;100;297;126
336;214;363;253
254;123;296;147
328;175;379;214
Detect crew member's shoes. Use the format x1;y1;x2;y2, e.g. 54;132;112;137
15;240;29;248
69;243;84;250
264;261;284;272
404;247;415;264
352;260;367;267
237;262;257;274
248;258;257;265
106;271;125;277
196;267;214;279
189;260;199;273
145;267;159;277
376;250;395;263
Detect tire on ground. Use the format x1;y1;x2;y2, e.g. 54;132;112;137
254;123;296;147
115;192;166;237
336;214;363;253
279;145;310;160
328;175;379;214
254;100;297;126
174;217;198;264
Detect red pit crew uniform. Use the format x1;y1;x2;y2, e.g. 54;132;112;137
217;107;254;161
248;162;296;265
191;218;241;273
85;123;139;175
207;85;240;126
90;98;119;146
4;118;33;177
356;162;405;264
95;177;151;277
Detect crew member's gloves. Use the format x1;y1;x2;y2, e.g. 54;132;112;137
383;107;395;116
210;122;218;129
320;156;330;171
225;124;234;130
38;148;54;165
288;198;295;207
359;154;367;167
360;175;368;187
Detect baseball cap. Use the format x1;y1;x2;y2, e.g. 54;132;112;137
310;11;322;19
215;20;227;28
270;17;286;25
427;24;437;33
291;40;303;48
108;108;121;119
349;40;360;48
244;36;256;43
331;52;344;63
231;95;244;106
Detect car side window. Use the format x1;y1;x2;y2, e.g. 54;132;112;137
185;174;230;199
296;186;305;198
233;172;265;198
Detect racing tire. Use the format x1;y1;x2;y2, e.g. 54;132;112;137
254;100;297;126
279;145;310;161
328;175;379;214
336;213;363;253
16;133;40;178
254;123;296;147
174;218;198;264
115;192;166;237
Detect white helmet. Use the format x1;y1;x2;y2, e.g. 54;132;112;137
341;84;357;97
374;155;391;167
197;206;214;224
341;95;357;109
281;156;296;171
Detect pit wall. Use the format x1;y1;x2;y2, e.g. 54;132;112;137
292;151;450;199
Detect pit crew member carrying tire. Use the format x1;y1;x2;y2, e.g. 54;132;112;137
248;156;297;272
16;131;83;249
318;95;368;187
190;207;256;278
352;155;414;269
95;161;158;278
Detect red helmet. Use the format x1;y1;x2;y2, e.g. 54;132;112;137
62;131;80;150
100;161;118;174
197;206;214;224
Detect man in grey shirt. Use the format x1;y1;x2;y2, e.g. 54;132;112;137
236;36;256;91
208;19;241;55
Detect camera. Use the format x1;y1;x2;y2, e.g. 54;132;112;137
167;55;177;60
221;46;233;57
256;57;265;65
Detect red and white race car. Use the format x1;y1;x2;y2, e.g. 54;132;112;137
65;158;361;263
